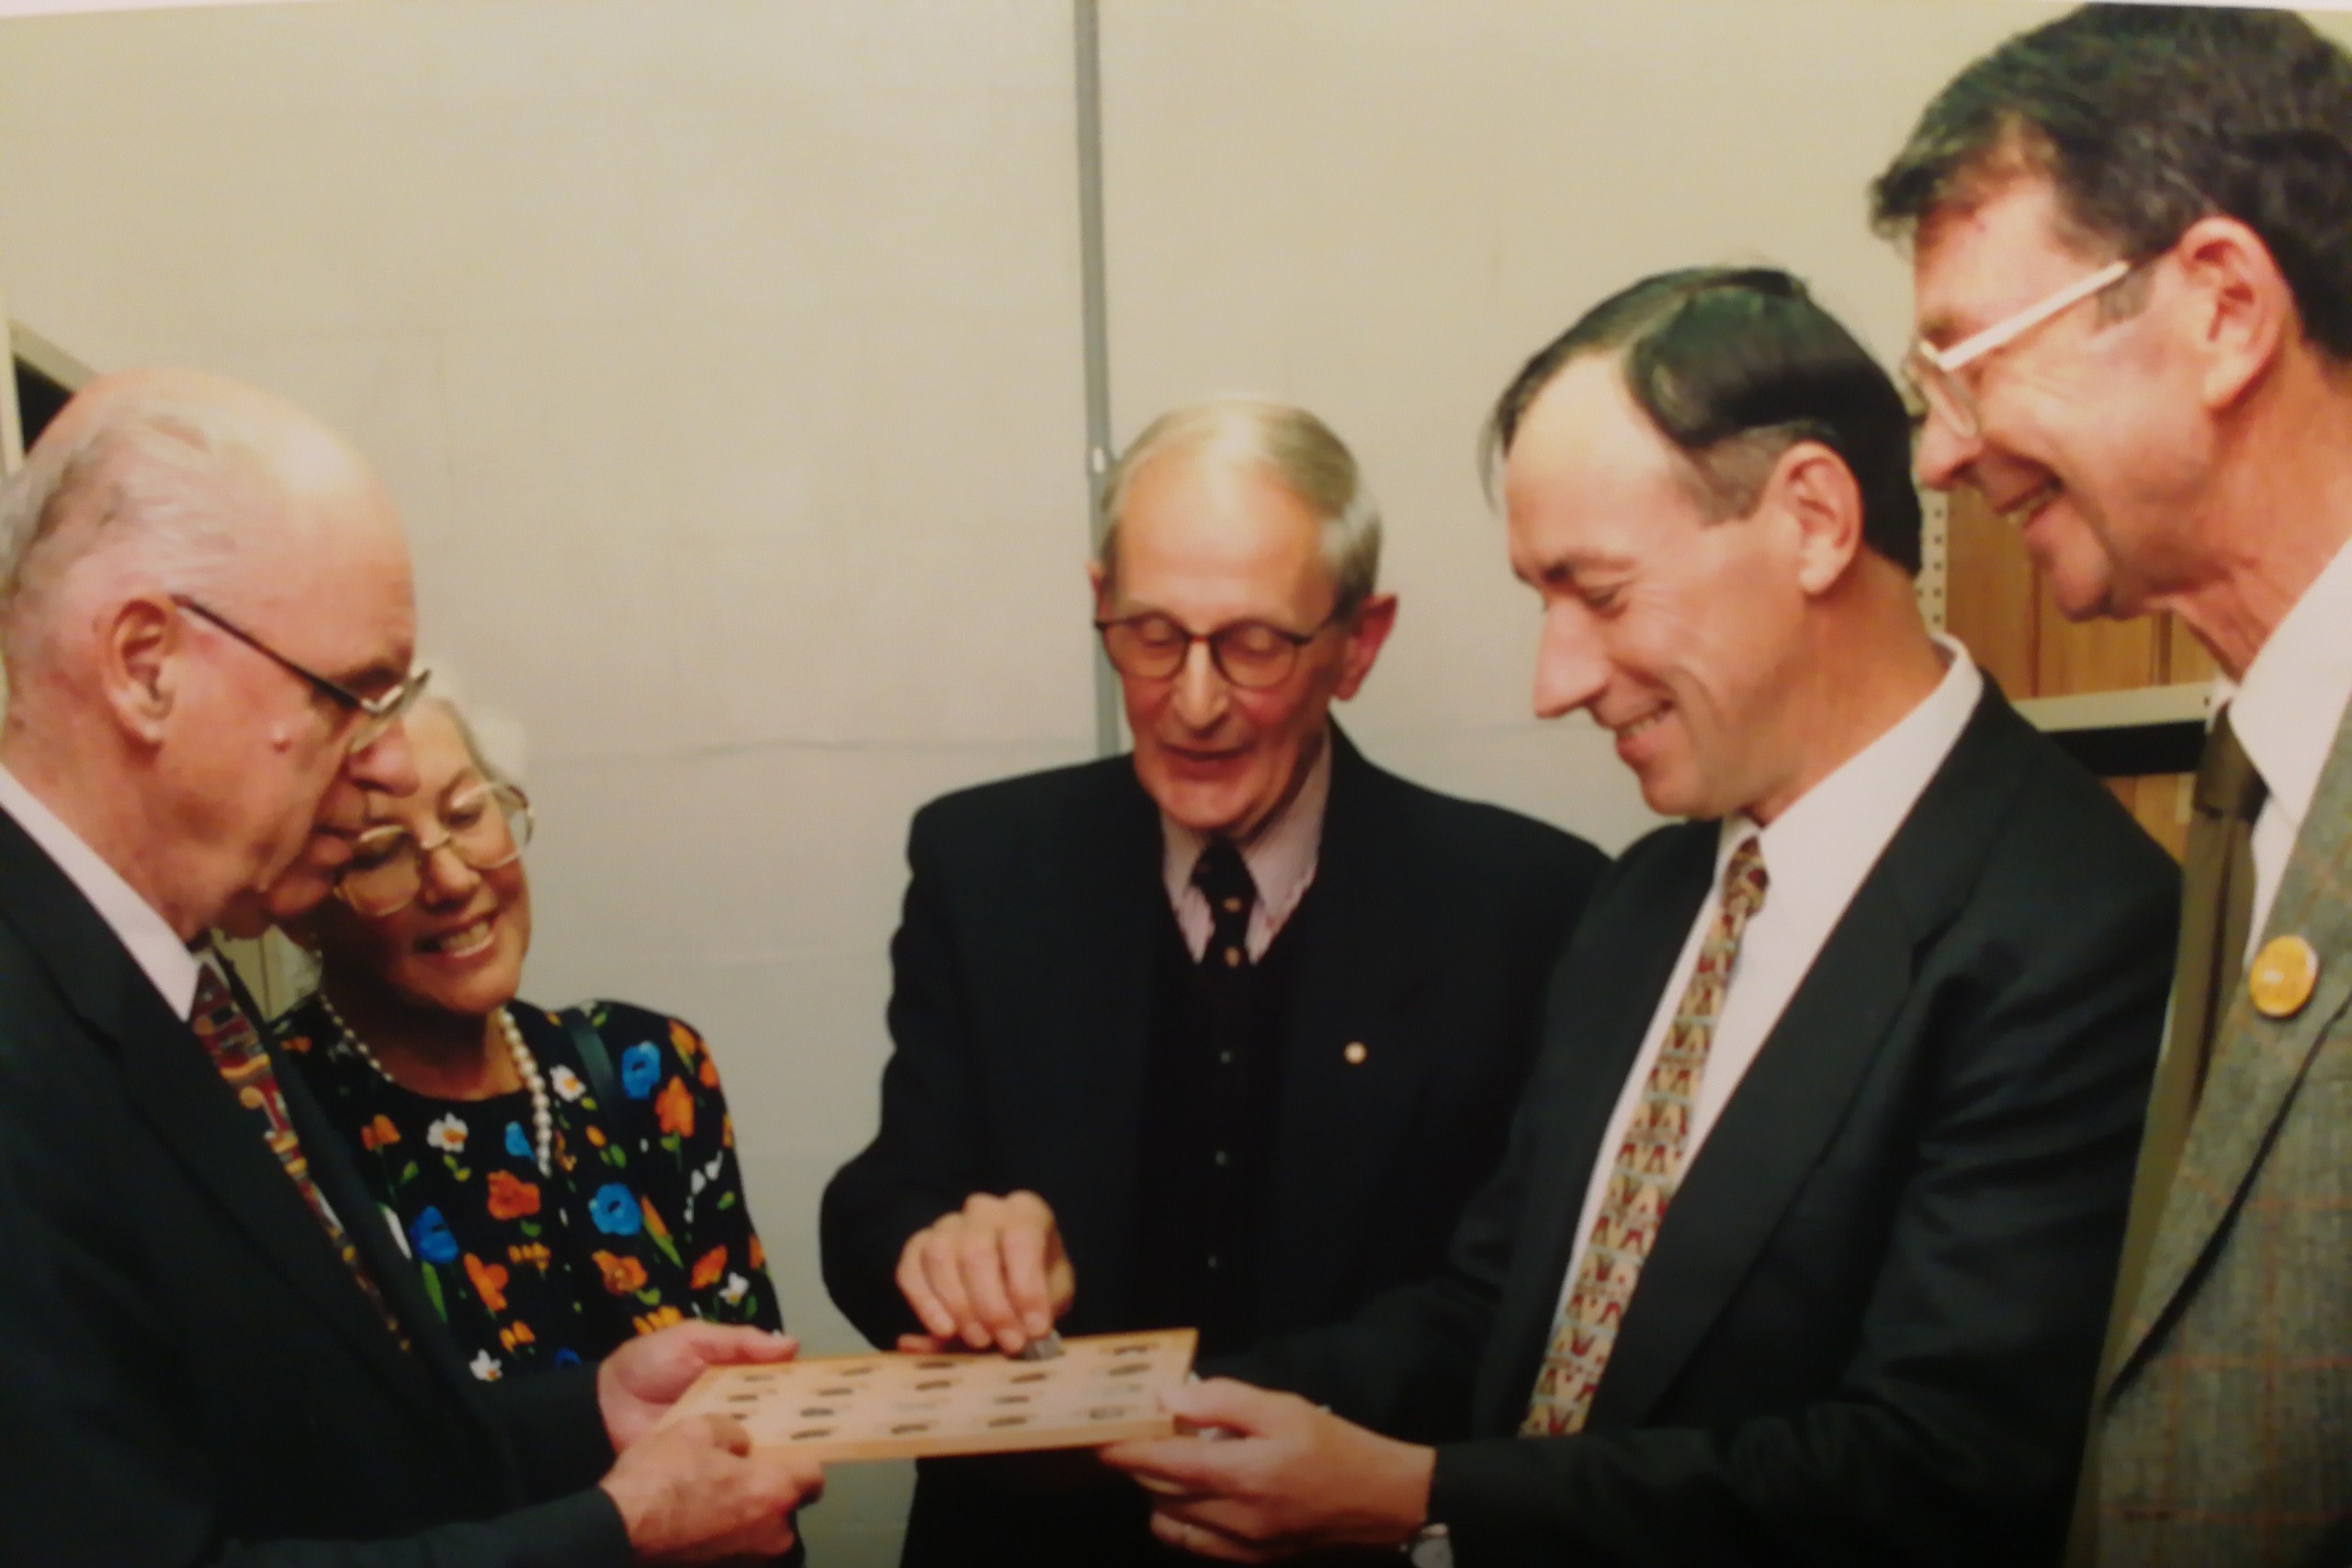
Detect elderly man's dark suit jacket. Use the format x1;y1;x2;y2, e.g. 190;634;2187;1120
821;727;1606;1564
0;808;630;1568
1245;688;2179;1568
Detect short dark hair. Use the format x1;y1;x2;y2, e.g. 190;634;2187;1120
1871;5;2352;361
1484;266;1922;574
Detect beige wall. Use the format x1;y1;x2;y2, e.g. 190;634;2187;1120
0;4;1087;1558
1100;0;2068;852
8;3;2350;1562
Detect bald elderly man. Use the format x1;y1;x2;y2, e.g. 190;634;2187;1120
0;372;820;1567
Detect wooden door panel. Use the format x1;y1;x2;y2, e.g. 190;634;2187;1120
1944;487;2039;700
1938;489;2194;861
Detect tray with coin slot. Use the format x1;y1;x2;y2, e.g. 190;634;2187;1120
655;1328;1197;1463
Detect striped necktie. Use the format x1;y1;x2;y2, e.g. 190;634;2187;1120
1523;834;1769;1436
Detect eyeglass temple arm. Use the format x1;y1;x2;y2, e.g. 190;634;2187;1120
1919;258;2134;374
365;666;431;719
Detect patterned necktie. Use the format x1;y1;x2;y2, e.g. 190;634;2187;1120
189;961;407;1347
1193;839;1258;971
1523;834;1770;1437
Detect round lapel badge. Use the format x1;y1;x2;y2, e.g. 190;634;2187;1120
2249;935;2320;1020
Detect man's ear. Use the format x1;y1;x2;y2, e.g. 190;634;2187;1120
99;594;180;744
1330;592;1398;702
1086;558;1110;615
1770;444;1865;598
2174;214;2294;413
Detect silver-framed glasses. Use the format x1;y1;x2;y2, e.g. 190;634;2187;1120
337;782;534;916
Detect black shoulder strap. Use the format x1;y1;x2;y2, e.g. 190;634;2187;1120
558;1004;621;1109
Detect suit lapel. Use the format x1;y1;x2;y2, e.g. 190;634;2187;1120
0;815;474;1446
269;1019;508;1449
119;1005;480;1439
1042;763;1163;1310
1479;826;1716;1433
1588;869;1915;1427
1257;733;1437;1303
211;956;453;1361
2114;695;2352;1382
1587;689;2028;1428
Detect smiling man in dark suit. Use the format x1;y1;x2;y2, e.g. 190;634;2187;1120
1102;271;2178;1567
821;397;1606;1565
0;370;821;1567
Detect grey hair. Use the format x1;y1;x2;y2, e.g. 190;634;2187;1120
0;393;278;673
1096;399;1384;618
407;664;528;789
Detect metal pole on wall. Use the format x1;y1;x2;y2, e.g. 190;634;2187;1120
1074;0;1122;759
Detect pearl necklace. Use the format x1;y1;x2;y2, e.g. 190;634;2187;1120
320;994;555;1177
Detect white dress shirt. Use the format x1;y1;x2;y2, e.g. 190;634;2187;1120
0;762;201;1017
1160;737;1332;962
2220;533;2352;958
1554;638;1984;1310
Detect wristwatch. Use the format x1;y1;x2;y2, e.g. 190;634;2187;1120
1405;1522;1453;1567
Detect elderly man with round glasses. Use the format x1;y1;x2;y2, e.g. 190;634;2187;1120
275;690;786;1385
822;397;1608;1568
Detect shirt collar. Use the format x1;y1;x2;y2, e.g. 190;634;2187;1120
1161;732;1333;923
1720;633;1984;903
0;762;204;1018
2224;531;2352;841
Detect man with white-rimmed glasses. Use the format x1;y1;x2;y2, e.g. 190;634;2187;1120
1875;8;2352;1562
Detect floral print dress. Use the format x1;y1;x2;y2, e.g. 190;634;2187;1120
277;996;781;1382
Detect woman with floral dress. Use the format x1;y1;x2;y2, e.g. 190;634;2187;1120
277;695;780;1382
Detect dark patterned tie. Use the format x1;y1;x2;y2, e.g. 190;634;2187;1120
189;962;408;1348
1193;839;1258;972
1524;835;1769;1436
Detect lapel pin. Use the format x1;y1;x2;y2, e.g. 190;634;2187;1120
1342;1041;1368;1066
2249;935;2320;1020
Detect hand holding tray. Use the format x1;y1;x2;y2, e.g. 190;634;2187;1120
656;1327;1197;1464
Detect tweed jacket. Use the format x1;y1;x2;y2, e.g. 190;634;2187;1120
2094;694;2352;1566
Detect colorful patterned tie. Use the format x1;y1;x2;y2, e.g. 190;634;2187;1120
1522;834;1769;1437
189;961;408;1348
